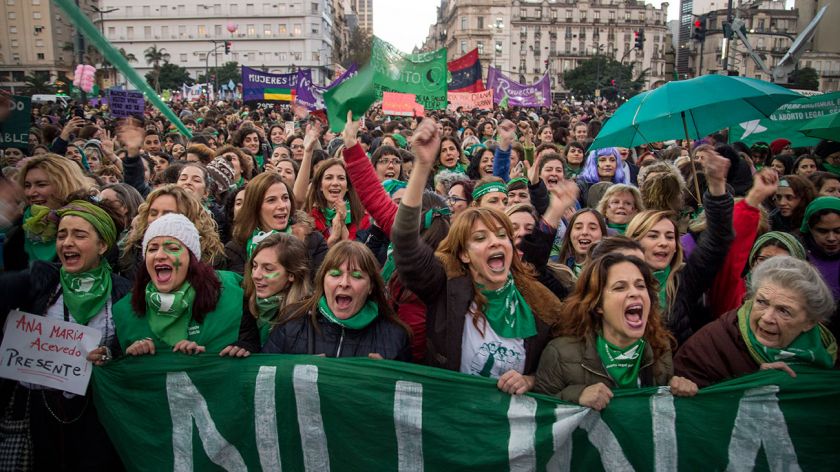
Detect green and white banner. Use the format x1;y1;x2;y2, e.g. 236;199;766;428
92;354;840;471
731;91;840;147
370;37;448;111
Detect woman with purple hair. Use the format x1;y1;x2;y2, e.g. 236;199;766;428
576;147;630;207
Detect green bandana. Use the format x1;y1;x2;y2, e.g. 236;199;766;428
438;162;467;175
322;201;352;227
479;276;537;339
317;295;379;330
822;161;840;177
737;301;837;369
653;266;671;312
506;177;530;191
607;221;628;234
22;205;58;264
800;196;840;234
145;282;196;347
59;261;112;325
256;294;283;327
596;335;646;389
472;181;509;201
246;227;291;258
56;200;118;249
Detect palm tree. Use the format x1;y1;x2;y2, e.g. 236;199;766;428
22;74;55;95
144;45;170;93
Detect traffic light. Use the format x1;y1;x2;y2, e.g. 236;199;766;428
692;15;707;42
634;30;645;49
544;59;549;69
224;41;232;54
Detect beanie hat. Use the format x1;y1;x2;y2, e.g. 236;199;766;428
749;231;807;266
205;157;235;196
142;213;201;260
770;138;791;156
800;196;840;234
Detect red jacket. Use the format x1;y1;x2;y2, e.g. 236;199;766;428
708;200;760;318
343;143;398;235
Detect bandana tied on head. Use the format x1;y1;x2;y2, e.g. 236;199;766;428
56;200;118;249
472;181;509;201
800;196;840;234
506;177;530;191
246;227;290;258
749;231;807;265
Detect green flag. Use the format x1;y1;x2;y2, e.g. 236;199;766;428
730;91;840;147
323;65;377;133
371;37;448;111
92;353;840;471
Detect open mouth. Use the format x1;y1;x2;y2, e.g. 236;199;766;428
63;251;81;265
546;176;560;186
384;171;396;179
576;238;592;250
30;198;46;205
487;252;507;272
653;250;670;261
273;213;288;226
483;165;493;174
334;294;353;310
154;264;174;284
624;304;645;330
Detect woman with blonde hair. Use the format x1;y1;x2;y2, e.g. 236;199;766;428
392;119;561;395
5;154;94;270
118;184;225;281
597;184;644;234
625;150;734;343
243;232;312;344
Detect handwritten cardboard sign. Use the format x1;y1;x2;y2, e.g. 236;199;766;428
108;88;145;118
447;89;493;111
0;310;101;395
382;92;419;117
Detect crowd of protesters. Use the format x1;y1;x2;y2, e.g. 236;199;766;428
0;94;838;469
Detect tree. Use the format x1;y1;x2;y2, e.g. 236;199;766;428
562;55;646;99
788;67;819;91
144;45;171;93
343;26;372;68
146;62;193;91
21;74;55;95
198;61;241;85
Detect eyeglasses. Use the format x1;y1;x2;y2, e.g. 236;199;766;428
377;158;402;166
291;144;304;149
447;196;467;204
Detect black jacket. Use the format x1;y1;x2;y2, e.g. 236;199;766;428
1;216;30;272
262;304;411;361
224;231;328;277
123;153;151;198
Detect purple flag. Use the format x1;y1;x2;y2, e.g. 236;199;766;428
241;66;310;102
485;66;551;108
295;65;359;111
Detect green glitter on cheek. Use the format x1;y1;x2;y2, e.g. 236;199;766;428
163;240;185;271
264;272;280;279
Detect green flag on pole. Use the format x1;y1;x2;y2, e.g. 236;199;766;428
370;37;448;111
323;65;377;133
91;353;840;471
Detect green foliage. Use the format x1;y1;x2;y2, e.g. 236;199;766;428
788;67;820;91
342;27;372;68
145;63;193;91
198;61;241;84
22;74;55;95
562;56;646;99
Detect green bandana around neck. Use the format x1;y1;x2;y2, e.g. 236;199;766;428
59;261;112;325
246;226;291;258
145;282;196;347
596;335;646;389
737;301;837;369
653;265;671;312
23;205;58;263
322;201;352;227
438;161;467;175
317;295;379;330
381;243;397;283
479;276;538;339
607;221;628;234
256;294;284;327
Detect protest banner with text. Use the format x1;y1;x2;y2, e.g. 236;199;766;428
448;89;493;111
0;95;31;150
731;91;840;147
242;67;311;103
486;67;551;108
108;88;145;118
370;37;448;111
92;354;840;471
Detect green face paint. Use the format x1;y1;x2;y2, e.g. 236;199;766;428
163;240;185;272
263;271;281;280
328;269;342;277
351;271;364;280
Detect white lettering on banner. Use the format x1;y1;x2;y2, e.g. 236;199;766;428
0;310;100;395
726;385;802;472
394;381;424;472
255;366;282;470
293;365;330;472
508;395;538;471
580;411;635;471
547;405;588;472
651;388;677;472
166;372;247;472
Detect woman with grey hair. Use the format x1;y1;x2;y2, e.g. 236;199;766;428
674;256;838;387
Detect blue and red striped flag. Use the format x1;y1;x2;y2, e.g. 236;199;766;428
447;48;485;93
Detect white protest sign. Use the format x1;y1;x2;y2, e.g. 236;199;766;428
0;310;101;395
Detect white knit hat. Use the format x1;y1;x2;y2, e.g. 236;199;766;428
142;213;201;260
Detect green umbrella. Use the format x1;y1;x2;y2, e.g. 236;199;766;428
799;111;840;142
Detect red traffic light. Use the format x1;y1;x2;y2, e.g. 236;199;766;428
634;31;639;38
694;20;702;27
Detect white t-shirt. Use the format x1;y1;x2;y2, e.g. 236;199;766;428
459;303;526;378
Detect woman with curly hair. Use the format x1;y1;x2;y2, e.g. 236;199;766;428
216;144;255;186
533;253;698;409
118;184;225;282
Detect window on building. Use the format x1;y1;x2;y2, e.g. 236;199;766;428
477;17;484;29
495;41;502;55
293;24;301;35
33;12;41;19
197;25;206;36
495;17;503;29
312;51;320;62
199;53;206;61
127;26;134;39
180;54;187;62
278;52;287;61
213;25;220;36
125;6;132;15
106;26;115;37
551;9;557;19
292;52;301;61
594;11;600;19
461;16;467;30
215;4;221;14
460;40;467;53
246;3;254;14
520;8;526;18
178;25;186;37
580;11;586;21
312;25;318;34
610;10;615;20
477;41;484;54
279;24;287;33
6;0;14;5
143;6;149;15
566;9;572;20
535;8;541;18
145;26;152;38
625;11;631;20
9;26;16;33
247;24;255;36
311;2;318;14
32;0;40;4
10;40;19;47
37;53;45;59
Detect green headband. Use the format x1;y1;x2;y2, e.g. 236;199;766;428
800;196;840;234
423;207;451;229
56;200;118;249
750;231;807;263
382;179;407;196
507;177;530;191
472;181;509;201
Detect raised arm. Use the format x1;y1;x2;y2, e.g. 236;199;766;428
292;120;323;209
492;120;516;182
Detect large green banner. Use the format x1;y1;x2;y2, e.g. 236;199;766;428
731;91;840;147
92;354;840;471
370;37;448;111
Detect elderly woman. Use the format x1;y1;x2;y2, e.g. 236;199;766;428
597;184;644;234
392;119;562;395
113;213;259;356
675;256;838;387
262;240;411;359
0;196;128;469
534;253;697;409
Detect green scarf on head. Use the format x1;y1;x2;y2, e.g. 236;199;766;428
317;295;379;330
22;205;58;263
246;227;291;258
145;282;196;347
59;261;112;325
596;335;646;389
322;201;352;227
653;265;671;312
607;221;628;234
737;301;837;369
822;161;840;177
479;276;537;339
